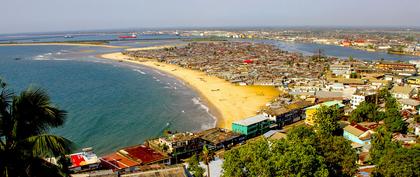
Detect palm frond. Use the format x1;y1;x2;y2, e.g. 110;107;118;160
12;88;67;139
25;134;74;157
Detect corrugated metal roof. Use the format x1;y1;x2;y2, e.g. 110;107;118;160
305;100;344;110
233;114;268;126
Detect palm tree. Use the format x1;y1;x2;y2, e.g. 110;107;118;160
202;145;214;177
0;79;73;177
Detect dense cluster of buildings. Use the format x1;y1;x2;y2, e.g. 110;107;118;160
123;42;327;86
66;41;420;176
175;29;420;56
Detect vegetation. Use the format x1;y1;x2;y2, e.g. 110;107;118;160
370;127;420;176
0;79;73;177
349;102;384;123
222;126;357;177
202;145;214;177
187;154;205;177
383;92;407;133
314;106;342;136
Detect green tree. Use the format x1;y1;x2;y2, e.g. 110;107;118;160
187;154;204;177
222;126;357;177
221;148;245;177
370;127;400;164
0;79;73;177
202;145;214;177
373;147;420;177
370;127;420;176
350;102;384;123
316;135;358;177
314;106;342;136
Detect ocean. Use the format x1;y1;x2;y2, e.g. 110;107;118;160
0;41;215;155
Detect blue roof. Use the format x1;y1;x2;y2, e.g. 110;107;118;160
233;114;269;126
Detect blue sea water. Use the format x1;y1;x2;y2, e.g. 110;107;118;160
0;44;215;155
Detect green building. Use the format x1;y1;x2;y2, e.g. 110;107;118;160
232;114;271;138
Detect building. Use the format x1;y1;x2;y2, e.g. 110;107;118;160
232;114;271;138
376;63;417;74
304;100;345;125
350;91;377;109
343;124;373;146
198;128;243;150
406;76;420;85
391;86;415;99
330;64;352;76
68;148;101;173
263;101;313;128
398;98;420;111
100;145;169;172
157;132;204;159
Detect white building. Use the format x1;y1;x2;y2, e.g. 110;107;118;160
391;86;415;99
351;92;376;109
330;64;352;76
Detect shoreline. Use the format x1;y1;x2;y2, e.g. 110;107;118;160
99;50;280;130
0;42;124;48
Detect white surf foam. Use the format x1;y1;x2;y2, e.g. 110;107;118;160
132;69;146;75
192;97;217;129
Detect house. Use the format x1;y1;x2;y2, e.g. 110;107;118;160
101;152;140;172
330;64;352;76
398;98;420;111
304;100;345;125
263;130;287;140
391;86;415;99
68;148;101;173
350;91;376;109
198;128;243;150
343;124;373;146
263;101;313;128
232;114;271;138
157;132;204;159
100;145;169;172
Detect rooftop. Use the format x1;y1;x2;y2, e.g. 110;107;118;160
199;128;241;145
391;86;414;95
119;145;168;165
233;114;269;126
398;98;420;106
305;100;344;110
344;124;369;137
100;153;139;171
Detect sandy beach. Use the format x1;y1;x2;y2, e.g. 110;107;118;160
100;50;280;129
0;42;124;48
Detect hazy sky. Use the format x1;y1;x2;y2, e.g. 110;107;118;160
1;0;419;34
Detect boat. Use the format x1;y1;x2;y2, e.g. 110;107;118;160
119;33;137;39
64;35;73;38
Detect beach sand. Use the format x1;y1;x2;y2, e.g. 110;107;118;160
0;42;124;48
100;51;280;129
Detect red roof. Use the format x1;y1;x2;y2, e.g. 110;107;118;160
70;154;85;167
122;145;167;164
100;153;139;171
351;123;369;132
243;59;253;64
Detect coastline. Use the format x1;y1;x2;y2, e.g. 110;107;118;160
0;42;124;48
99;50;280;130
